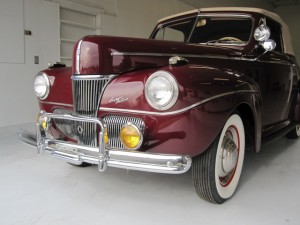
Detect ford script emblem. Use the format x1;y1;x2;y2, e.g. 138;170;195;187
109;96;129;104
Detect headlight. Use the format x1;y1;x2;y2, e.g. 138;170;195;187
145;71;179;111
34;73;50;99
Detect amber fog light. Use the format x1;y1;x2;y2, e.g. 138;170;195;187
104;127;109;145
37;113;51;131
120;123;142;150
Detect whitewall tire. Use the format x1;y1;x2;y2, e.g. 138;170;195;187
192;114;245;204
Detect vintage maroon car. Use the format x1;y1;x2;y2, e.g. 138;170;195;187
21;7;300;203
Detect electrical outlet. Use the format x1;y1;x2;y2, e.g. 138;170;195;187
24;30;32;36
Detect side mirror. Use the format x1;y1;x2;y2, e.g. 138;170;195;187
254;25;271;42
262;39;276;51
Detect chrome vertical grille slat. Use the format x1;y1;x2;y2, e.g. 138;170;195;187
72;75;111;146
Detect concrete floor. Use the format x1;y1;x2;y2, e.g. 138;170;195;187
0;124;300;225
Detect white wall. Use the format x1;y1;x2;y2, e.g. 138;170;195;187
102;0;193;38
0;0;299;127
0;0;60;127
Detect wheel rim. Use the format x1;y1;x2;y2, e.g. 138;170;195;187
218;126;239;187
215;114;245;199
296;125;300;137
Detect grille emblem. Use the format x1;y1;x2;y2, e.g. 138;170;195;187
77;126;83;134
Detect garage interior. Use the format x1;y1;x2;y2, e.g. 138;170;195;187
1;0;300;224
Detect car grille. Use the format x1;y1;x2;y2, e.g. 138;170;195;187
72;75;111;146
53;75;145;149
102;115;145;149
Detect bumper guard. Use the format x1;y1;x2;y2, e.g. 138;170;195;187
20;111;192;174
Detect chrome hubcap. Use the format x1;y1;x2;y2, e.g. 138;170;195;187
218;129;239;186
222;134;238;173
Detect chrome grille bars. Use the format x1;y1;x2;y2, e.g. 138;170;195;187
72;75;111;116
72;75;112;146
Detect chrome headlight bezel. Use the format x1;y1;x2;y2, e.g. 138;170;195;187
34;72;50;100
145;71;179;111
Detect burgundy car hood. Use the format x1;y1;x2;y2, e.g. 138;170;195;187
73;35;244;75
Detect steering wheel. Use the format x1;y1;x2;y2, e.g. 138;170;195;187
218;37;242;42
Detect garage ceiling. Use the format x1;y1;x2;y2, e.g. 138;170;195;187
180;0;300;8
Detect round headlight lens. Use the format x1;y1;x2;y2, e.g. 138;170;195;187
145;71;179;111
34;73;50;99
120;123;142;150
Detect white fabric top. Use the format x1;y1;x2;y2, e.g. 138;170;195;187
158;7;294;55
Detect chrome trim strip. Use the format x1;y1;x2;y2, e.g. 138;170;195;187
71;74;117;80
40;101;73;108
111;52;176;57
100;90;259;116
75;40;82;74
111;51;235;60
111;51;290;66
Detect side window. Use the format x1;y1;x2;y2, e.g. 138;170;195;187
156;27;184;42
266;18;283;53
154;18;195;42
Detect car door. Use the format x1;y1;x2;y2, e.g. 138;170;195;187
253;18;294;133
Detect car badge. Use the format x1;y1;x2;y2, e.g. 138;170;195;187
109;96;129;104
77;126;83;134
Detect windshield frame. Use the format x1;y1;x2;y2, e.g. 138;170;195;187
151;13;254;47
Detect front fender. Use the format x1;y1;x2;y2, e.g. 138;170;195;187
100;65;261;156
101;65;260;110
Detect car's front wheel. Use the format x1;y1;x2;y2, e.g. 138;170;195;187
192;114;245;204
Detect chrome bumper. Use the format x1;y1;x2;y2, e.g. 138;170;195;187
20;111;191;174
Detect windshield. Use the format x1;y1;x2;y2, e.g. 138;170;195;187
153;16;253;45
